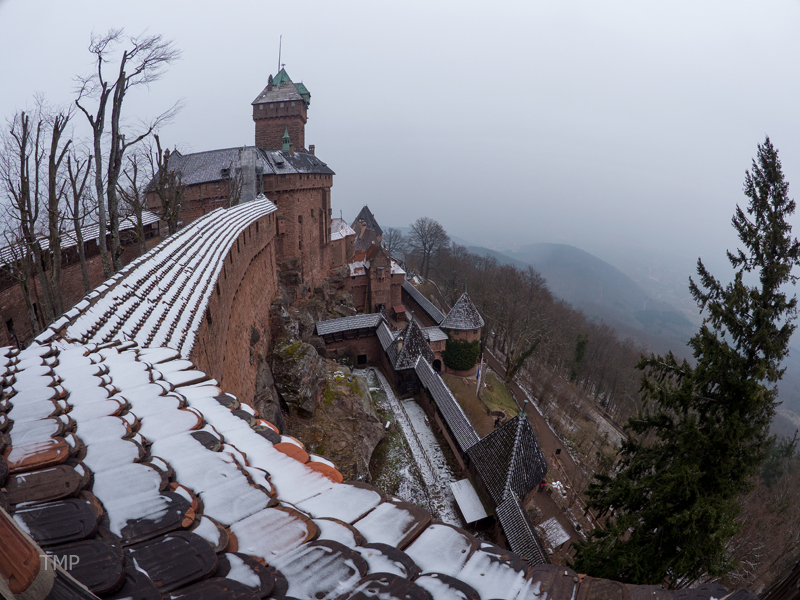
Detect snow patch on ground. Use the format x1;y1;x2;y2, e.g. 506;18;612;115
364;368;463;527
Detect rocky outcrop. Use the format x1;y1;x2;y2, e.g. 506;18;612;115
271;338;327;417
253;358;285;433
285;365;385;481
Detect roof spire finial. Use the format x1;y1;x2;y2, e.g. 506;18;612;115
277;35;282;76
282;127;291;152
464;279;468;294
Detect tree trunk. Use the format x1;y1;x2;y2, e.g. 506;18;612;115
92;133;112;279
74;224;92;294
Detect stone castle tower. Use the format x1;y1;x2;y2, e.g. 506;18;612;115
252;68;311;151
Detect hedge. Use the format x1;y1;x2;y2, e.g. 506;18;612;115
442;339;480;371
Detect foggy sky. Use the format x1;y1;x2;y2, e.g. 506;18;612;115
1;0;800;280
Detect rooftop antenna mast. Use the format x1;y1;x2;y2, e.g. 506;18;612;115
277;35;282;74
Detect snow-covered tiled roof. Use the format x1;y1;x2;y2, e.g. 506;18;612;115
421;326;448;343
315;314;384;336
50;199;276;358
440;293;484;331
415;360;480;452
377;321;395;352
466;414;547;505
401;281;445;325
496;495;548;565
0;210;160;270
390;260;405;276
331;218;356;241
391;319;434;371
164;146;333;188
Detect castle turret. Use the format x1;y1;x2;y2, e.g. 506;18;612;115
252;68;310;151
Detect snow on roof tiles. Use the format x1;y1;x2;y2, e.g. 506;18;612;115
390;318;434;371
331;218;356;241
60;198;277;358
401;281;445;325
315;314;384;336
466;414;547;505
415;360;480;452
0;210;160;270
496;495;548;566
163;146;333;188
440;293;484;331
421;326;448;343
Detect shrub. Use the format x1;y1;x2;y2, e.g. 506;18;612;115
442;339;480;371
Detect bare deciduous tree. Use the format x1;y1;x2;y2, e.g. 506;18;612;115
118;151;148;256
66;148;95;294
147;134;183;235
407;216;449;279
75;29;181;275
382;226;406;258
0;106;72;324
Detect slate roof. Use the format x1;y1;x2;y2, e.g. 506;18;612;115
466;414;548;505
389;318;435;371
421;326;448;343
165;147;267;187
0;210;160;270
315;314;384;336
163;146;334;189
440;293;484;331
496;495;548;566
415;359;480;452
377;321;395;351
353;205;383;238
252;68;311;106
261;148;335;175
401;281;445;325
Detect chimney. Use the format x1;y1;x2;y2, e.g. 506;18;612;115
309;144;315;155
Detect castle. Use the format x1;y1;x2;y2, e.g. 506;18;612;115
0;69;762;600
145;68;346;300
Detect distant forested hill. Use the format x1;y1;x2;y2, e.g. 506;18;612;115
468;243;695;358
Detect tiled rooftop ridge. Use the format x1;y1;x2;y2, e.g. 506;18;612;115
39;198;277;358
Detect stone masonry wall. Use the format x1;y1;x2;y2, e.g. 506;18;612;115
323;335;384;366
264;173;333;296
190;212;278;406
146;181;230;227
253;102;307;150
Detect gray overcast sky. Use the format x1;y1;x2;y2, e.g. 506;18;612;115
1;0;800;277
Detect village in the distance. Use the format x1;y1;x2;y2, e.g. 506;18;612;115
1;21;799;600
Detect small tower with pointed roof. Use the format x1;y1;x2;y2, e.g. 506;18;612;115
252;68;310;151
440;292;484;343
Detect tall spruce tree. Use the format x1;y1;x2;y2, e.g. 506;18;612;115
572;137;800;587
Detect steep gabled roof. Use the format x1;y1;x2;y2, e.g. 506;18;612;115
466;413;547;505
352;205;383;238
440;293;484;331
390;318;435;371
